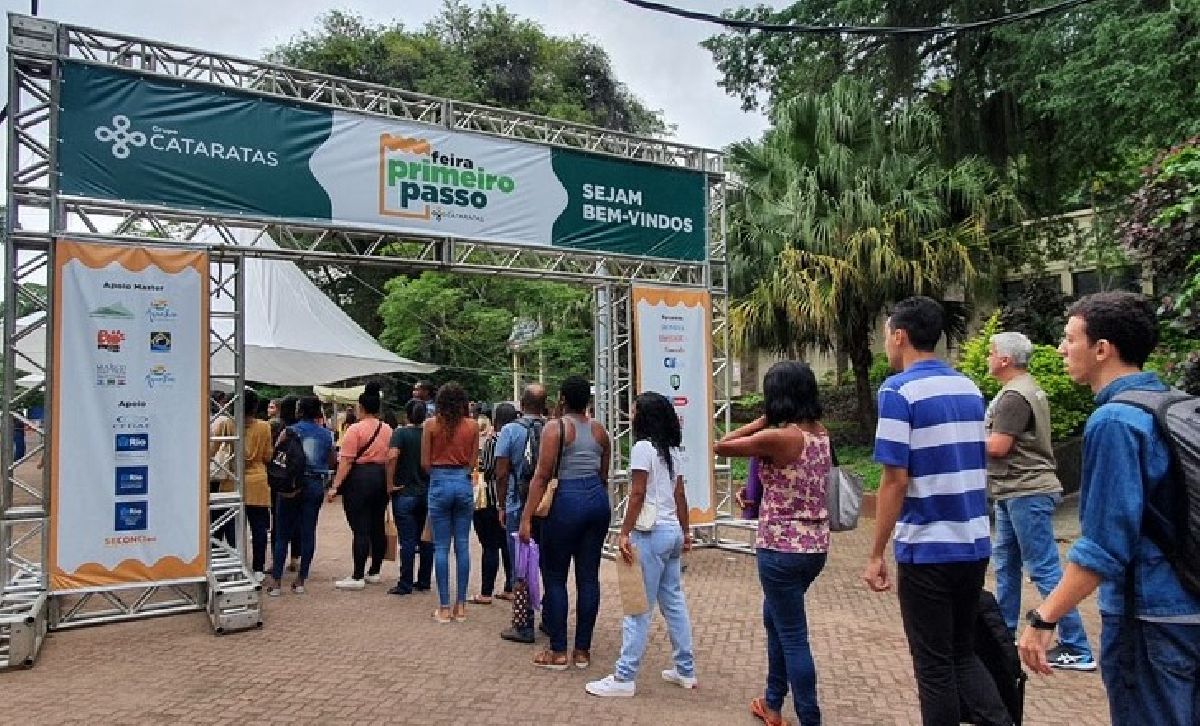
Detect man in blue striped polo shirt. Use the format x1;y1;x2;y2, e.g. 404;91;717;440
863;296;1010;726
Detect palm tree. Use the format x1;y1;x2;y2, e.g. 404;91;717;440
730;79;1015;434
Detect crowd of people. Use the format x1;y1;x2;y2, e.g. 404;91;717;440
206;289;1198;726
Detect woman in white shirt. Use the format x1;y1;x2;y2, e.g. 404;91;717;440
585;391;696;698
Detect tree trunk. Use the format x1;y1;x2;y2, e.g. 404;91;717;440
844;330;877;440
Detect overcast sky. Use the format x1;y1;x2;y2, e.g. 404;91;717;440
1;0;785;150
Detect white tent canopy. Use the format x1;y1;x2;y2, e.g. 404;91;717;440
15;230;435;385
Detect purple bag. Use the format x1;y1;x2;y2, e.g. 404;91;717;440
512;533;541;611
742;456;761;519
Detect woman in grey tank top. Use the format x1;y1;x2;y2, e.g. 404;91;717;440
520;375;612;671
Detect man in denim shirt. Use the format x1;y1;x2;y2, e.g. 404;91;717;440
1019;292;1200;726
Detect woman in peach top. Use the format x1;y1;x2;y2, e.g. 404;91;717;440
716;361;831;726
327;382;392;590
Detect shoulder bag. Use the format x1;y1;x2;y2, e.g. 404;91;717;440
533;419;566;517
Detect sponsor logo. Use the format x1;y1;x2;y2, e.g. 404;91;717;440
118;399;147;409
96;363;128;387
94;114;279;167
658;334;685;343
115;466;149;496
672;396;689;406
114;501;149;532
94;115;146;159
145;364;176;389
112;414;150;432
378;133;516;220
145;298;178;323
88;302;135;320
96;329;125;352
663;356;680;369
149;331;172;352
670;374;682;391
115;433;149;453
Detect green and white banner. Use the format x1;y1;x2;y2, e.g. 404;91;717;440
59;62;706;261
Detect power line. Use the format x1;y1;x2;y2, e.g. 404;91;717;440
617;0;1102;36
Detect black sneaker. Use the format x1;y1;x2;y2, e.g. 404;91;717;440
413;582;431;592
501;627;535;644
1047;644;1097;672
387;583;412;596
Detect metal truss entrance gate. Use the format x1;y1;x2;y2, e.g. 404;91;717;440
1;13;732;670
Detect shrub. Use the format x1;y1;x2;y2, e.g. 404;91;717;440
958;313;1093;440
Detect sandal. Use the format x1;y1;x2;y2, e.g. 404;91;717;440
468;595;493;605
532;649;570;671
572;649;591;669
452;604;468;622
750;697;787;726
431;607;452;624
495;592;515;602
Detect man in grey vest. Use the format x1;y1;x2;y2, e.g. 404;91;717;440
986;331;1096;671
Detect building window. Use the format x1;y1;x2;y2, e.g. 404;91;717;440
1072;266;1142;297
1001;275;1061;304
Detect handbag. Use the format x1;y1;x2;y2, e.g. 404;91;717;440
383;508;398;561
826;465;864;532
634;502;657;532
617;542;649;616
533;419;567;517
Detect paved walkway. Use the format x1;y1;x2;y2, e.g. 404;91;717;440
5;498;1111;725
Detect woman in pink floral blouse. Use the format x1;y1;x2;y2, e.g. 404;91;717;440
716;361;831;726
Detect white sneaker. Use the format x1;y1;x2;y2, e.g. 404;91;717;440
266;587;282;597
661;668;698;689
365;574;382;584
291;584;306;595
335;577;366;591
252;571;266;584
585;674;636;698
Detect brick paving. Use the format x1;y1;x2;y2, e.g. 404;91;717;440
3;498;1112;725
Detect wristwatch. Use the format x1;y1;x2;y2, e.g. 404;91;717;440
1025;608;1057;630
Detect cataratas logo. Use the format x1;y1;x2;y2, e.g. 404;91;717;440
93;114;279;167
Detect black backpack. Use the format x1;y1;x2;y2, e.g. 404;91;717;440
1114;389;1200;596
267;426;308;497
515;418;545;501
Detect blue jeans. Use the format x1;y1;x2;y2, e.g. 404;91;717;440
994;493;1092;657
615;523;694;681
1100;614;1200;725
540;474;610;653
757;549;827;726
391;493;433;590
428;468;473;608
270;476;324;582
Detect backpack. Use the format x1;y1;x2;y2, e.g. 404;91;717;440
515;418;545;501
1113;389;1200;596
267;426;308;497
971;590;1026;726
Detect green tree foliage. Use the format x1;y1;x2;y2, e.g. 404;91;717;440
378;272;592;401
997;279;1074;346
704;1;1200;211
268;3;664;134
729;79;1013;433
1122;138;1200;393
958;313;1093;439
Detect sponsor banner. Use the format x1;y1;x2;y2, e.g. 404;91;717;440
632;286;715;524
50;240;208;592
59;61;706;261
